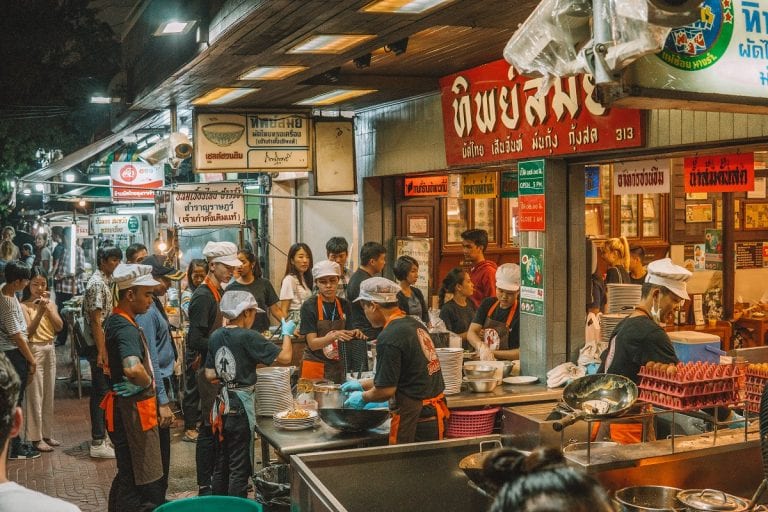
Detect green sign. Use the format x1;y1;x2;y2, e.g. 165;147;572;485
127;216;140;234
518;159;545;196
500;171;518;198
520;247;544;316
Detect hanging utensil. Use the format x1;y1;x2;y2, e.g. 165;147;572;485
552;374;639;432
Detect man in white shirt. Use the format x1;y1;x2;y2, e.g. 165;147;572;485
0;351;81;511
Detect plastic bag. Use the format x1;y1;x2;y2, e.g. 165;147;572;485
253;464;291;511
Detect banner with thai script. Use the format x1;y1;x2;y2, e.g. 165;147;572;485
92;215;142;236
461;172;497;198
613;159;670;195
500;171;518;198
110;162;164;203
404;175;448;197
172;182;245;227
684;153;754;192
439;59;642;167
195;112;309;172
518;159;546;231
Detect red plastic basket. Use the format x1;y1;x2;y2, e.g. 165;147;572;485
446;407;500;438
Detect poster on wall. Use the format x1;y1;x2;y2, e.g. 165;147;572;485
613;159;670;195
500;171;518;199
461;172;497;198
735;242;768;269
684;153;754;193
172;182;245;227
705;229;723;270
684;244;707;271
518;159;546;231
520;248;544;316
585;166;600;199
395;238;431;300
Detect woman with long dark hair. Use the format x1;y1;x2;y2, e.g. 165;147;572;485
181;259;208;317
394;255;429;324
438;267;475;345
279;243;314;330
228;248;284;332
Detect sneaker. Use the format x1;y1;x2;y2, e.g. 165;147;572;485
89;440;116;459
9;444;41;460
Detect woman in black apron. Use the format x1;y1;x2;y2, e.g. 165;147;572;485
300;261;366;383
467;263;521;361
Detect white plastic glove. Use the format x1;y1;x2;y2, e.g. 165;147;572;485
478;344;496;361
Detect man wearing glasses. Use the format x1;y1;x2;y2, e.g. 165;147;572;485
467;264;521;362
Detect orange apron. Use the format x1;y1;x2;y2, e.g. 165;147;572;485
301;296;346;383
482;300;517;351
389;392;450;445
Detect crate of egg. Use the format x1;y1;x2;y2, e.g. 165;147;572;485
637;361;739;411
744;364;768;414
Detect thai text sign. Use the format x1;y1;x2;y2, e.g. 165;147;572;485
439;59;642;167
195;112;309;171
613;159;670;195
518;160;546;231
172;182;245;227
404;175;448;197
461;172;497;198
520;247;545;316
92;215;141;236
684;153;754;192
500;171;518;198
110;162;164;203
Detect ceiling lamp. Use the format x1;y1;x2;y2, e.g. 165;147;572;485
154;20;196;36
362;0;455;14
354;53;373;69
384;38;409;56
90;95;120;104
192;87;259;106
240;66;307;80
295;89;377;106
288;34;375;54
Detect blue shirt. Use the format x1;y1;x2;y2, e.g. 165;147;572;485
136;300;175;405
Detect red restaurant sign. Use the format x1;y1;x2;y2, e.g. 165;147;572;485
684;153;754;193
439;60;643;167
404;175;449;197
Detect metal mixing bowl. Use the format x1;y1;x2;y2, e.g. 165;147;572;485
464;378;499;393
464;365;496;379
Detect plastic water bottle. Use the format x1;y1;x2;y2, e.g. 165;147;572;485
167;287;179;308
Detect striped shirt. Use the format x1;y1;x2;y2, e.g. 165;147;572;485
0;284;28;352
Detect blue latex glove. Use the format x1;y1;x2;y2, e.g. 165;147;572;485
281;318;296;337
113;380;146;397
364;401;388;410
341;380;363;393
344;391;366;410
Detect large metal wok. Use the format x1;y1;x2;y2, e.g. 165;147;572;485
318;408;389;432
552;373;639;432
458;440;530;498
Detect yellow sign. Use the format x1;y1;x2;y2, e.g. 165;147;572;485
461;172;497;199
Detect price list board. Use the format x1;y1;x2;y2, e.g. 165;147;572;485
734;242;768;269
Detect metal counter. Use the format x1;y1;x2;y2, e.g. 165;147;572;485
255;417;389;466
446;383;562;408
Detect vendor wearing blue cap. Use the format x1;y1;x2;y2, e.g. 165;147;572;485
342;277;448;445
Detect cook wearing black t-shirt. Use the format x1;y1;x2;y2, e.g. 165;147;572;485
204;327;281;386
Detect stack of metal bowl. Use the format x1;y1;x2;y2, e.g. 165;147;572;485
463;364;499;393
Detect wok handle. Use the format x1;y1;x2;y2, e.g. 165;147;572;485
553;412;584;432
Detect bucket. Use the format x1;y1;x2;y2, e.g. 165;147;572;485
155;496;263;511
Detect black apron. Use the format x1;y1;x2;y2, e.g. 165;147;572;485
482;300;517;351
301;297;346;383
198;282;224;426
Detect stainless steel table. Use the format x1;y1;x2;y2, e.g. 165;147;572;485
446;383;562;408
255;417;389;466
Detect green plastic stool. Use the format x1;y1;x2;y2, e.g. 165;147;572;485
154;496;263;511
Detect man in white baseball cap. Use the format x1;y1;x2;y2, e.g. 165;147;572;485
187;241;242;495
101;264;165;508
467;263;521;362
204;290;293;496
599;258;690;443
342;277;448;445
298;261;365;383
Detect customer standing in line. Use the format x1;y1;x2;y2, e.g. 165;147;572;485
394;255;429;324
32;234;51;274
346;241;387;340
227;248;283;333
326;237;352;299
628;245;647;285
460;229;497;308
180;259;207;443
278;243;313;331
20;267;62;453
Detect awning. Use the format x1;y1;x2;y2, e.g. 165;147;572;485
21;111;162;183
58;185;112;203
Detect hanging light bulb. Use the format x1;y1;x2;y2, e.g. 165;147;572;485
78;199;86;207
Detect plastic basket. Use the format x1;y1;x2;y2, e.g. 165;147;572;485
155;496;262;511
446;406;500;438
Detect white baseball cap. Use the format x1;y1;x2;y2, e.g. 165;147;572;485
202;241;242;267
353;277;400;303
220;290;264;320
312;260;341;281
646;258;691;300
112;264;161;290
496;263;521;292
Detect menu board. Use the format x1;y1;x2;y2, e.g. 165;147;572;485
735;241;768;269
395;237;432;300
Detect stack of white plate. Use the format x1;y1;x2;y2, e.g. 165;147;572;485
256;367;294;417
273;409;318;430
606;284;642;314
436;347;463;395
601;313;629;346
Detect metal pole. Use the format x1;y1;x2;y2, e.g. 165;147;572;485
591;0;617;84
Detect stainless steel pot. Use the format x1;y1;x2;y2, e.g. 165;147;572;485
314;382;343;409
676;489;750;512
614;486;686;512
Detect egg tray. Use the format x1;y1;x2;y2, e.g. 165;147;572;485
639;378;735;398
639;390;739;411
638;364;739;384
745;382;766;395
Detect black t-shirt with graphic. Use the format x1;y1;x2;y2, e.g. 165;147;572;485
598;315;678;384
472;297;521;350
204;326;281;387
226;279;280;332
299;295;353;335
374;316;444;401
104;314;144;384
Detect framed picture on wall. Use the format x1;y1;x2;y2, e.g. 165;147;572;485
407;214;429;236
748;177;767;199
744;203;768;230
685;203;713;223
